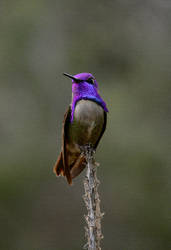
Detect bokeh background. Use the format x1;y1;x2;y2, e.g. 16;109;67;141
0;0;171;249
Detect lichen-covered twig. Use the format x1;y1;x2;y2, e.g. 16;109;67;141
82;144;104;250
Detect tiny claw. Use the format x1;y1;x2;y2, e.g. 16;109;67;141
94;161;100;167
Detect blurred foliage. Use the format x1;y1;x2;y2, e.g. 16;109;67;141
0;0;171;249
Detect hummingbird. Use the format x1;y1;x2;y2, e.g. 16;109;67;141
53;72;108;184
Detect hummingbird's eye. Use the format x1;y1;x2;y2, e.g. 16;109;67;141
87;77;95;84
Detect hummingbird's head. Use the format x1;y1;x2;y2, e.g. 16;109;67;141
63;72;108;119
63;72;98;89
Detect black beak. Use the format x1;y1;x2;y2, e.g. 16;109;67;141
63;73;81;83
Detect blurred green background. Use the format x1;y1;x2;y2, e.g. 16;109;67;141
0;0;171;249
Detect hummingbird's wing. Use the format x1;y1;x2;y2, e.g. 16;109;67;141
53;151;64;176
53;106;72;184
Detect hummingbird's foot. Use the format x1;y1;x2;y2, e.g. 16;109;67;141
79;144;99;169
80;143;96;156
94;161;100;167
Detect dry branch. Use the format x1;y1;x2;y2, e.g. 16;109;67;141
82;145;104;250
